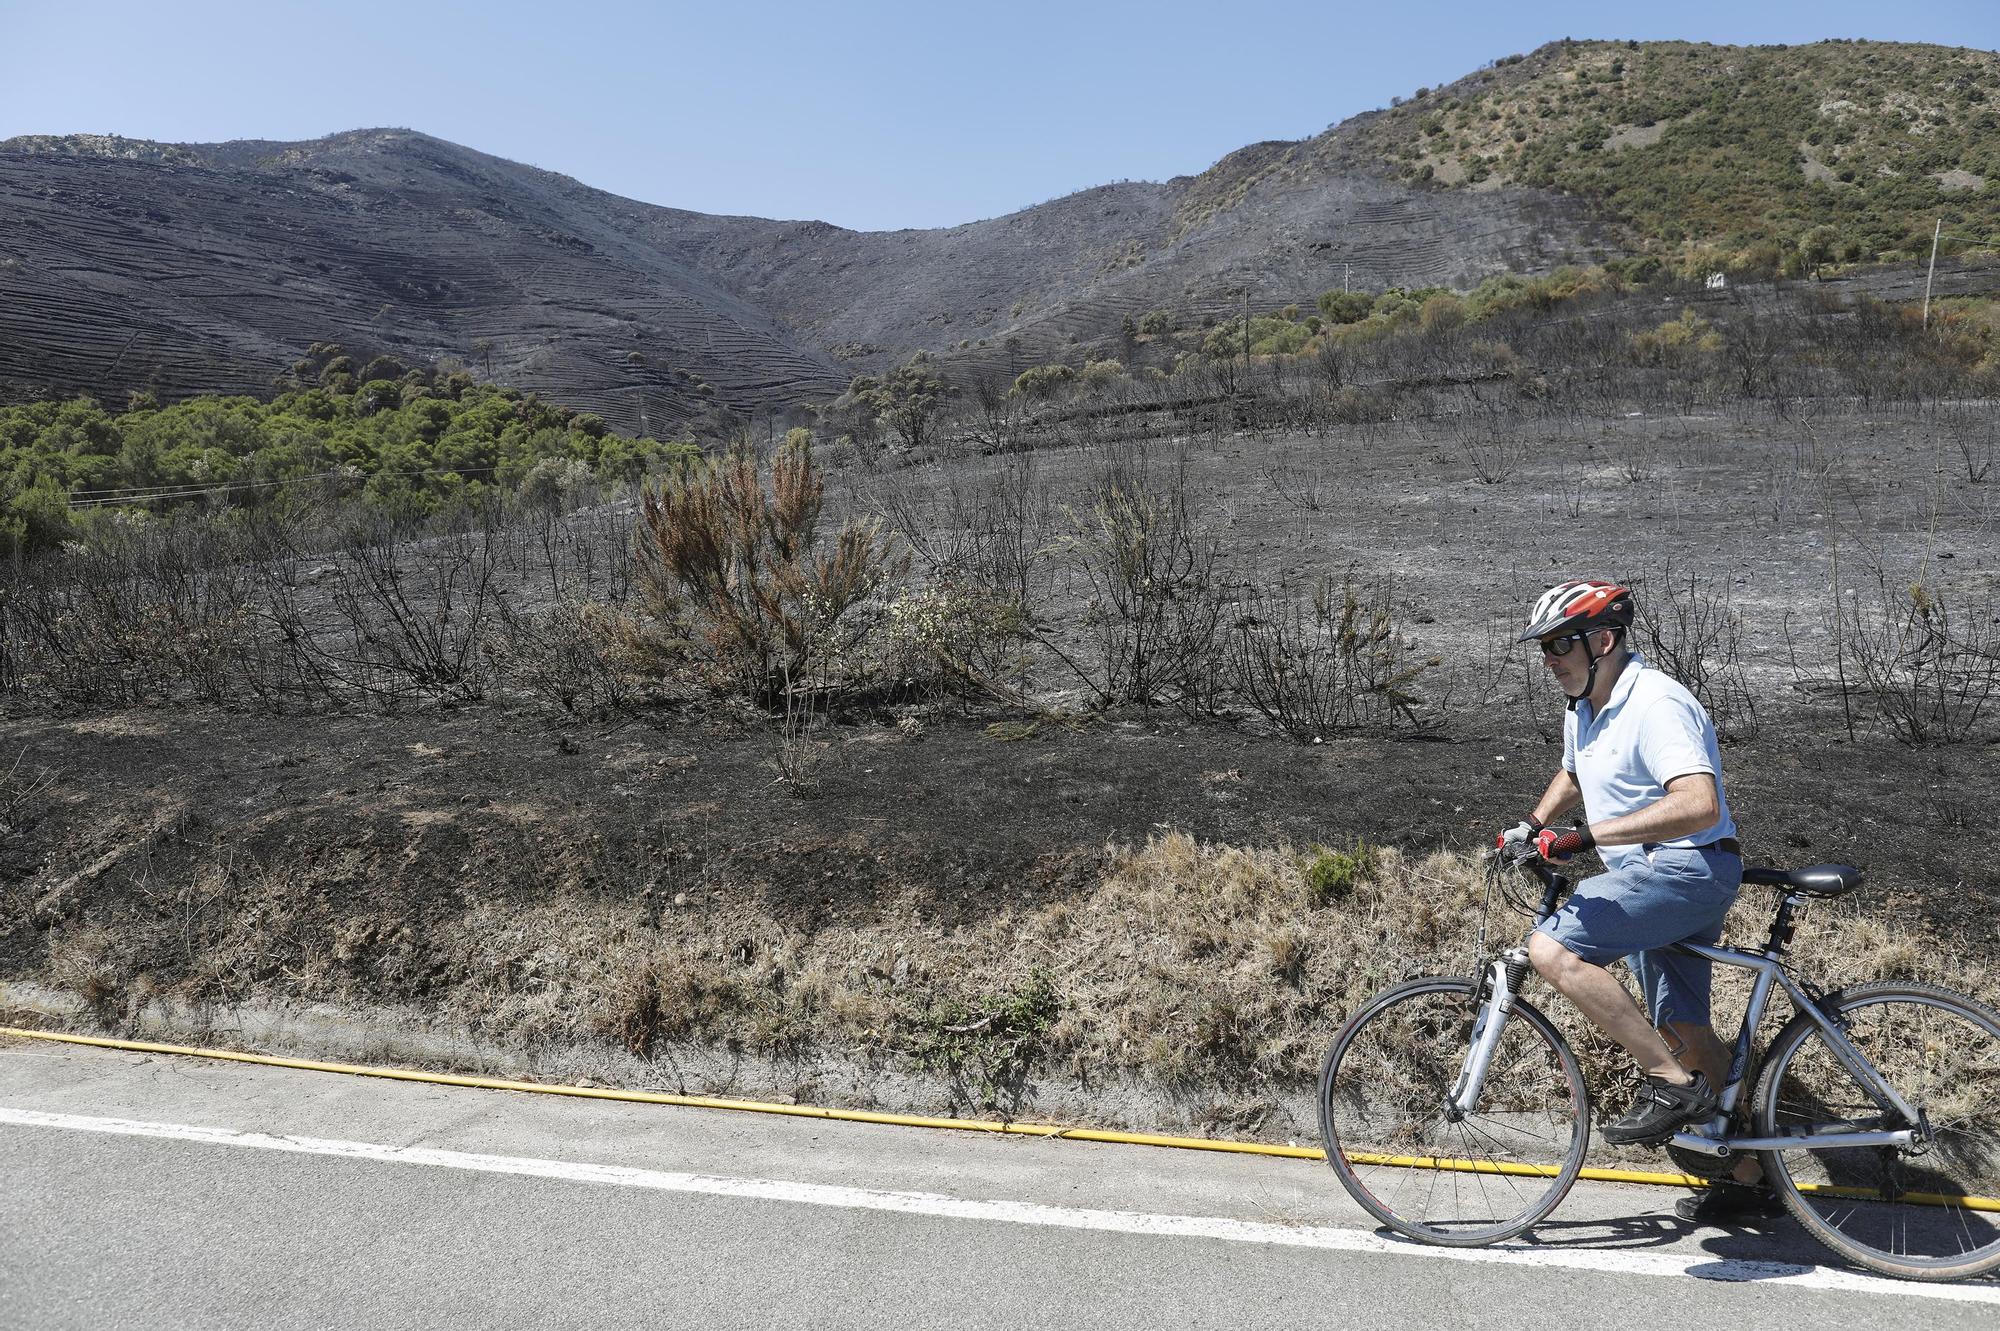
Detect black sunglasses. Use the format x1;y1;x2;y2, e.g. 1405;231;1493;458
1538;632;1591;657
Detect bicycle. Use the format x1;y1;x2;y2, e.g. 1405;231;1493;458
1315;842;2000;1282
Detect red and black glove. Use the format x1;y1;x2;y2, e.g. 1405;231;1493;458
1533;825;1595;863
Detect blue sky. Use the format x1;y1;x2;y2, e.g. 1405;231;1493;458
3;1;1995;231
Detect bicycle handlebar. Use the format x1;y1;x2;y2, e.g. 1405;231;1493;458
1487;840;1555;876
1485;841;1570;921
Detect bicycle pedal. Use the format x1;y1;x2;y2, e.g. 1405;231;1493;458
1665;1138;1738;1178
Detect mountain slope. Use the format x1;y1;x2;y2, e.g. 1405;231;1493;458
0;132;849;434
0;126;1613;422
4;38;1996;423
1184;39;2000;265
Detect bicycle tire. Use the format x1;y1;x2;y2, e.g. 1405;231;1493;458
1754;980;2000;1281
1318;975;1589;1245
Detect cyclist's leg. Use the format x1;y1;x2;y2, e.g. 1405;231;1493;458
1633;950;1727;1083
1630;849;1762;1181
1629;844;1741;1081
1638;984;1765;1183
1529;867;1690;1081
1535;849;1739;1085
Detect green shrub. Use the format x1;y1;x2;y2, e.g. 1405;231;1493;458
1080;358;1126;388
1419;293;1465;334
1304;843;1378;907
1011;363;1076;399
0;474;75;557
911;969;1061;1108
0;359;685;537
1317;290;1376;324
1628;307;1724;363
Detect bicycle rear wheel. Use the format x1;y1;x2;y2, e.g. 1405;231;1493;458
1318;976;1589;1245
1755;981;2000;1281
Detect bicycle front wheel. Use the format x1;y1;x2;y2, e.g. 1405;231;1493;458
1755;981;2000;1281
1318;976;1589;1245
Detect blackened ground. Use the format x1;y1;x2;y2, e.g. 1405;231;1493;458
4;697;1991;976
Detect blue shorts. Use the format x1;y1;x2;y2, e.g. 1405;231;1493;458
1534;845;1742;1027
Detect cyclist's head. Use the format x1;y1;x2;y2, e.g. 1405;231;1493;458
1519;580;1636;706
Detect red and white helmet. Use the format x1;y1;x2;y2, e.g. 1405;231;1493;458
1517;579;1636;643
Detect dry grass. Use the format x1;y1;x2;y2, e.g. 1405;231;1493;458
25;834;1992;1117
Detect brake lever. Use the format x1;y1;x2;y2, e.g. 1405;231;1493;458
1485;840;1543;870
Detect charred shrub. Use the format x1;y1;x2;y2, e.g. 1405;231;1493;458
1633;566;1757;740
1060;446;1225;708
1806;575;2000;745
1228;573;1437;740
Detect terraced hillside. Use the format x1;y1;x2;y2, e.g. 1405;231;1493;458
0;126;1613;421
635;136;1618;358
0;134;851;435
655;158;1614;387
5;37;1996;421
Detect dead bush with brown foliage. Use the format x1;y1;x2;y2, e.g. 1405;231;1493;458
616;434;907;703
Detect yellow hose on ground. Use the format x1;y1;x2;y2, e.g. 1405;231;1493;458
9;1023;1991;1208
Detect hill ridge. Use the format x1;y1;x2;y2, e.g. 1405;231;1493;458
4;37;1997;422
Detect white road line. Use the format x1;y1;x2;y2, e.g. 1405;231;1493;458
5;1106;1996;1303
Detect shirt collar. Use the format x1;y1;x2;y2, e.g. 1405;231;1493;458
1606;651;1647;709
1580;652;1646;727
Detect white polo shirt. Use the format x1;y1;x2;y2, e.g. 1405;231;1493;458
1562;652;1736;872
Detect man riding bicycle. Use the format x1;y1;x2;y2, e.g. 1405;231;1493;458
1499;578;1775;1224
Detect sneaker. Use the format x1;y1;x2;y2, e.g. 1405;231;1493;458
1602;1072;1718;1145
1675;1180;1784;1225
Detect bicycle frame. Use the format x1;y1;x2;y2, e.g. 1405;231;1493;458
1450;861;1924;1155
1663;938;1922;1157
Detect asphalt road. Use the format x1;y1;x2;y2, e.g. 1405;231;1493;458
2;1036;1994;1329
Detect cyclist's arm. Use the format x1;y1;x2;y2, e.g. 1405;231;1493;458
1585;772;1720;849
1528;769;1583;827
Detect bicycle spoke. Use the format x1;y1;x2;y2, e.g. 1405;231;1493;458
1759;983;2000;1281
1322;978;1586;1244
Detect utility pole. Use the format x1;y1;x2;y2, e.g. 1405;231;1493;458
1241;288;1250;361
1922;218;1942;328
1344;263;1351;293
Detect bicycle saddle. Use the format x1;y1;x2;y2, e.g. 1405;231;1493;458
1742;863;1865;897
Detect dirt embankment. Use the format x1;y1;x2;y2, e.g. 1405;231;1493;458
4;698;1993;1137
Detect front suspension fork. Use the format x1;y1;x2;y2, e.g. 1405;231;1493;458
1448;947;1531;1119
